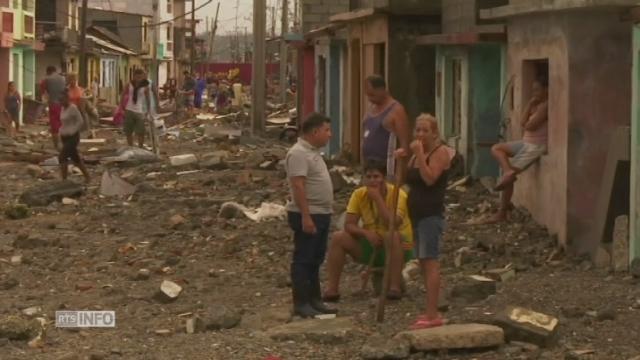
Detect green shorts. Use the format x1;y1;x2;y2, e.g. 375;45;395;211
123;110;146;136
359;236;414;268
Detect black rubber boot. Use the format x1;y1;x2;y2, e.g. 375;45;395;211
309;278;338;314
292;281;322;318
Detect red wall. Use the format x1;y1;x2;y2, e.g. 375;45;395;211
197;63;279;85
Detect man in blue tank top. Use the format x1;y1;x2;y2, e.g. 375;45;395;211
362;75;410;177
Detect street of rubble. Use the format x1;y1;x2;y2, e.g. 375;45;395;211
2;113;640;360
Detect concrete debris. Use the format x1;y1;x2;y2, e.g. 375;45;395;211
170;154;198;167
19;180;84;206
13;233;48;249
494;306;559;347
593;246;611;269
21;306;42;317
61;197;79;206
395;323;504;351
102;146;158;163
100;171;136;197
155;280;182;303
135;269;151;281
10;255;22;265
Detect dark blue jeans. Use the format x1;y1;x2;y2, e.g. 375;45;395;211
287;212;332;286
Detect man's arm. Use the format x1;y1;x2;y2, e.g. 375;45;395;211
144;87;151;115
344;213;367;238
392;105;410;152
369;191;402;227
415;148;450;186
524;101;548;131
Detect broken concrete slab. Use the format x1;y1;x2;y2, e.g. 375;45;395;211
451;275;497;304
100;171;136;197
395;323;504;351
19;180;84;206
169;154;198;167
593;246;611;269
26;164;46;178
612;215;629;272
102;146;158;164
494;306;559;347
360;334;411;360
267;317;356;344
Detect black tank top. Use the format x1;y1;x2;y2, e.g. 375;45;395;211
406;145;449;223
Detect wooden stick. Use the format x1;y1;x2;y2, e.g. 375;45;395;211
375;157;407;323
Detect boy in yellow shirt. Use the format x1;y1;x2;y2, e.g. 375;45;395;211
323;160;413;301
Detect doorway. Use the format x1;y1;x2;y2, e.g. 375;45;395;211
349;38;361;161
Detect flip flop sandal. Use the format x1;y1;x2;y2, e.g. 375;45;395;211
322;293;341;303
409;316;445;330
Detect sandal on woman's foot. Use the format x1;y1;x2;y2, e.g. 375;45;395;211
322;293;341;303
409;316;445;330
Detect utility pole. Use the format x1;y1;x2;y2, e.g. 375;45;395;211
190;0;196;74
78;0;88;87
279;0;288;103
151;0;159;87
209;2;220;62
252;0;266;134
150;0;160;155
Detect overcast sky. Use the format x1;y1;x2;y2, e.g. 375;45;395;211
196;0;290;35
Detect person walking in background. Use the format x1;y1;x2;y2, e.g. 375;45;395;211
194;74;207;109
58;89;90;184
41;66;66;150
66;73;84;107
396;114;451;329
121;69;151;148
3;81;21;138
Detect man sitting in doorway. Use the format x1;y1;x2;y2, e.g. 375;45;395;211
323;160;413;302
487;76;549;222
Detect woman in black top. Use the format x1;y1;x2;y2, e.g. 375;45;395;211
397;113;451;329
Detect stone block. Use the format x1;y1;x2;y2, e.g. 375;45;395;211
361;334;411;359
267;317;355;344
395;323;504;351
494;306;559;347
612;215;629;272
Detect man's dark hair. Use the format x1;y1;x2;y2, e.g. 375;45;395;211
366;74;386;89
363;159;387;176
46;66;56;74
302;112;330;134
133;68;145;76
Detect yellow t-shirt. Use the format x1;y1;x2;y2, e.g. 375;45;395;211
346;183;413;250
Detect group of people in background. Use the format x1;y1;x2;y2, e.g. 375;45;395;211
285;72;549;329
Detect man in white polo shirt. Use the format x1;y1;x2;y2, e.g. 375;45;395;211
286;112;335;318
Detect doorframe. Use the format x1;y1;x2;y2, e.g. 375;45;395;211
439;49;469;170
